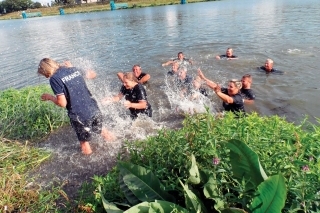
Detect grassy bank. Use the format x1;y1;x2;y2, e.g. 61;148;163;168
0;0;210;20
1;85;319;212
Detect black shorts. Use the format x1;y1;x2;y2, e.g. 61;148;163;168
70;114;103;142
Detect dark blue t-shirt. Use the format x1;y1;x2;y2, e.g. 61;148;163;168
221;88;245;113
259;66;284;74
240;88;255;100
120;84;152;118
219;55;237;59
50;67;100;122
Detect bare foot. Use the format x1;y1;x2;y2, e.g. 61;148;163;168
101;128;116;142
80;141;92;155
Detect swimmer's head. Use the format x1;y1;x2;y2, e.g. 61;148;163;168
241;74;252;89
172;62;179;71
177;52;184;60
226;48;233;57
228;79;242;95
132;65;142;77
38;58;60;78
178;66;187;79
264;59;274;71
123;72;139;89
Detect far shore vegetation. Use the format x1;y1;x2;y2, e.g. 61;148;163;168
0;0;212;20
1;85;320;212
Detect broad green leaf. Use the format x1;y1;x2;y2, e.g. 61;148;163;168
149;200;189;213
118;162;176;203
119;173;141;205
179;179;208;213
124;202;150;213
188;154;200;184
101;194;124;213
203;175;219;198
221;208;248;213
250;174;287;213
227;139;268;189
99;185;124;213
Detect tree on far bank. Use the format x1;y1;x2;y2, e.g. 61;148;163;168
0;0;34;13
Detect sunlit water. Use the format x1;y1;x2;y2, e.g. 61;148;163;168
2;0;320;196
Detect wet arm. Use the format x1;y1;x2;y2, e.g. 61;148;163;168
139;74;150;84
41;93;67;108
124;100;147;109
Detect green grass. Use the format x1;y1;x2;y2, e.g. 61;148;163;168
0;85;68;141
0;0;214;20
0;85;69;212
1;84;319;212
85;112;320;212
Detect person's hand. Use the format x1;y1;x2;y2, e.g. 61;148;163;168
41;93;52;101
197;68;205;79
124;101;131;109
215;55;221;59
214;85;221;93
102;97;113;105
63;60;72;67
162;63;165;67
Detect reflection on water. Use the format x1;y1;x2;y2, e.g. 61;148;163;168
5;0;318;200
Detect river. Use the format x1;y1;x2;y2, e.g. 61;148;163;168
2;0;320;201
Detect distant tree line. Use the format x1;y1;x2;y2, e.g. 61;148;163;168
0;0;83;14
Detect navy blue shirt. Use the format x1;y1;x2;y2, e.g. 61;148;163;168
221;88;245;113
120;84;152;118
219;55;237;59
259;66;284;74
50;67;100;122
240;88;255;100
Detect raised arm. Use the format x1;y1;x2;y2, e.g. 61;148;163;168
213;85;234;104
117;72;125;83
197;68;218;90
162;60;174;67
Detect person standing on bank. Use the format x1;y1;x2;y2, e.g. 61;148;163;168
117;65;150;84
104;72;152;119
215;48;238;60
38;58;115;155
197;68;245;113
240;74;255;104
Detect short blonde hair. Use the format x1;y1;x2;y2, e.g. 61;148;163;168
38;58;60;77
266;59;273;64
229;79;242;89
123;72;139;83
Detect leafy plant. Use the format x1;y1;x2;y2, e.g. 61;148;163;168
85;112;320;212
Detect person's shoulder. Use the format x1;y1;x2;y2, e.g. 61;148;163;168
271;69;284;75
231;55;238;58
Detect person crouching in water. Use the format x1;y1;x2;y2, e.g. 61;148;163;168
38;58;115;155
198;68;245;114
104;72;152;119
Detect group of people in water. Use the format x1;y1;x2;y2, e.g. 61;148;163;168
37;49;282;154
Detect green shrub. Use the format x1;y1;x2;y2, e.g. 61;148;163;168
0;85;68;141
86;112;320;212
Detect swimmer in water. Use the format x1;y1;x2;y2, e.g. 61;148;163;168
162;52;193;67
103;72;152;120
258;59;284;74
117;64;150;84
215;48;238;60
198;68;245;114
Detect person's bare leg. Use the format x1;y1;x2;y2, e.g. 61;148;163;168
101;127;116;141
80;141;92;155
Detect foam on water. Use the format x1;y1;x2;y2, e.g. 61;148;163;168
31;58;220;199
